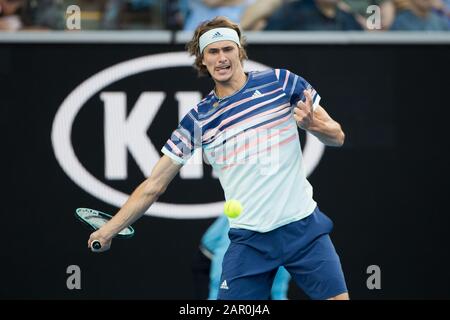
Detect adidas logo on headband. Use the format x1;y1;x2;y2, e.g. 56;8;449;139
199;27;241;53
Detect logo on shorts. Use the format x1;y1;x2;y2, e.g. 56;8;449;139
220;280;229;290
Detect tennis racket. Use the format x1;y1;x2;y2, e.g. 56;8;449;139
75;208;135;252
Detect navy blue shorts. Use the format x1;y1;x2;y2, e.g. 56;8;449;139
217;206;348;300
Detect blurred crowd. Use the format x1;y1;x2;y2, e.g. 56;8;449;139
0;0;448;31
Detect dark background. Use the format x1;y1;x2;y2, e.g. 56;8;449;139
1;42;449;299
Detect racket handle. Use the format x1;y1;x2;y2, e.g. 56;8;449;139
92;240;102;251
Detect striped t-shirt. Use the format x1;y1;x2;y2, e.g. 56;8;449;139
162;69;321;232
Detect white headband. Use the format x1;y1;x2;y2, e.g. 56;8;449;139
199;27;241;54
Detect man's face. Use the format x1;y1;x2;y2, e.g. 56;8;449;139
202;40;243;84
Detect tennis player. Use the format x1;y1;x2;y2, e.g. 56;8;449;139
88;16;348;300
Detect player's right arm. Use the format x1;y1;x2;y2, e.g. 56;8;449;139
88;155;182;251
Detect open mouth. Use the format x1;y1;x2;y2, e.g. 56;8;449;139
215;65;231;72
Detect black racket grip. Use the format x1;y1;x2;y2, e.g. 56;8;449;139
92;240;102;251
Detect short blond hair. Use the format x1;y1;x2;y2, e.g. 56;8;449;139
186;16;248;77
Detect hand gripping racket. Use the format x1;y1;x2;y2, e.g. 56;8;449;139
75;208;135;252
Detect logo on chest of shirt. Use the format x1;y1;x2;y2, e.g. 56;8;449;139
251;90;262;99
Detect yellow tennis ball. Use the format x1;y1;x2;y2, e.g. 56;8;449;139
224;199;243;218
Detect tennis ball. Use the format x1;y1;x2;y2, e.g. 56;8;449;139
224;199;243;218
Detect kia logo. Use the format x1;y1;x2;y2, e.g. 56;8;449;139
51;52;324;219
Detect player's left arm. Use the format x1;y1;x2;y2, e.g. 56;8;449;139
294;89;345;147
